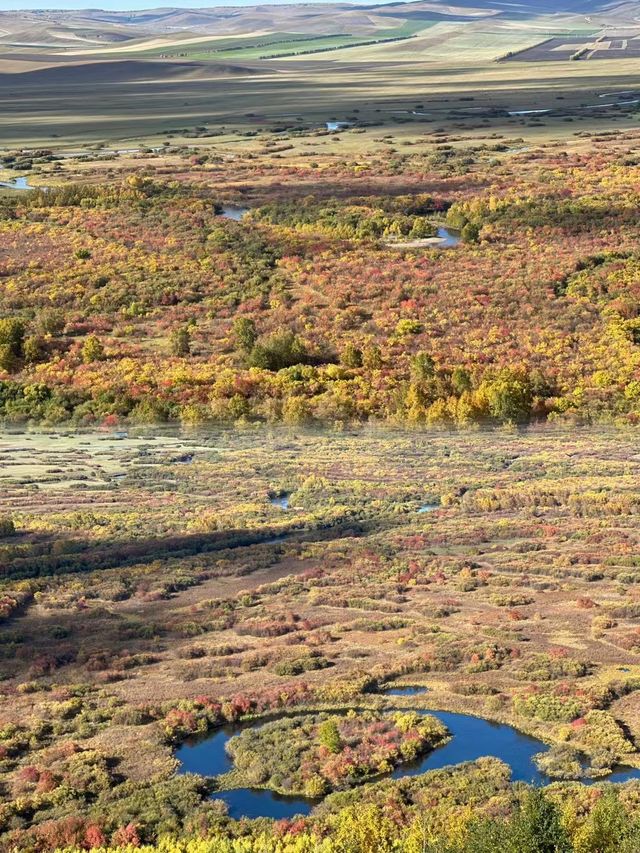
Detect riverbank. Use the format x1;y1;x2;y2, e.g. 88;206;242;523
175;697;640;820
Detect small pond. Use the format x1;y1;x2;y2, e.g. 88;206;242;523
380;685;428;696
269;493;290;510
417;503;438;514
220;206;249;221
175;708;640;820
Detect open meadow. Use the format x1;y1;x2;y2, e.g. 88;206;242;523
3;0;640;148
3;425;640;850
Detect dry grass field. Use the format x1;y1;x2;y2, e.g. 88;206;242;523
2;0;640;149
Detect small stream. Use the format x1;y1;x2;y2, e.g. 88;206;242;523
0;176;35;191
176;704;640;820
436;226;461;247
217;205;460;249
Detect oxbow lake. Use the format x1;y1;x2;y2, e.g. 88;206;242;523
176;706;640;820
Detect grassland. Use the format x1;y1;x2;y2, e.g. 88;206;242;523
2;0;640;149
3;57;640;151
3;426;640;849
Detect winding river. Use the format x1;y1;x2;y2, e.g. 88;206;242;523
436;226;461;247
176;704;640;819
0;176;35;191
218;207;460;248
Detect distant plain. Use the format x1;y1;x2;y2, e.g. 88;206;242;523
2;0;640;150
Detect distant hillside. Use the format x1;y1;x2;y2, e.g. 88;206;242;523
0;57;256;84
0;0;633;53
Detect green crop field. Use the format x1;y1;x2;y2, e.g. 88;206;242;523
136;32;358;58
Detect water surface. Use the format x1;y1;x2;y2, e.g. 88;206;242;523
0;176;34;191
436;226;460;247
380;685;428;696
176;708;640;820
220;206;249;221
269;493;290;510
